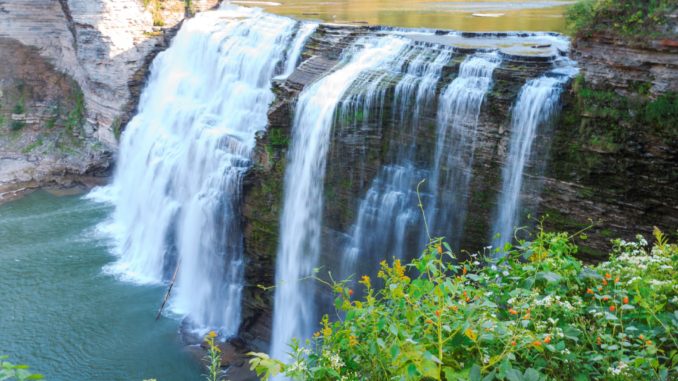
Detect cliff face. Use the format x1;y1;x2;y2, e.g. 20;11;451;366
239;25;566;346
0;0;219;196
540;32;678;257
238;25;678;349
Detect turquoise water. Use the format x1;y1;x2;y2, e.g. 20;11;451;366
0;191;203;381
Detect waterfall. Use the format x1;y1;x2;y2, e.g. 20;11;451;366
271;35;414;362
340;42;455;278
491;61;577;248
277;22;318;79
427;52;501;249
92;5;302;335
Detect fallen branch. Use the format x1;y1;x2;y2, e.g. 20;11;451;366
156;260;180;320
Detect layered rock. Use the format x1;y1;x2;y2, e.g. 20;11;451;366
539;30;678;257
571;32;678;97
0;0;219;195
238;24;678;352
239;25;563;348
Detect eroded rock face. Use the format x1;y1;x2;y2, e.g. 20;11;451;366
239;25;563;348
540;31;678;257
571;32;678;97
0;37;110;198
239;24;678;351
0;0;220;193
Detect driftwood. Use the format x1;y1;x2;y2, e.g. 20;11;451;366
156;261;180;320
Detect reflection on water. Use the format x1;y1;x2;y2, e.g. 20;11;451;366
239;0;574;32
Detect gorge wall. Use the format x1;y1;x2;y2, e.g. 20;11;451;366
239;25;678;352
0;0;220;197
2;3;675;374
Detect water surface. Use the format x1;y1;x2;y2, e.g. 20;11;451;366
238;0;574;32
0;191;202;381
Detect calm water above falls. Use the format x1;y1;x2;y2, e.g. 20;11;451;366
0;191;202;381
238;0;574;32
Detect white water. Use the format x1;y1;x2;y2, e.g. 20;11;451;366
491;60;577;248
271;35;412;362
427;52;501;248
277;22;318;79
91;5;301;334
341;42;454;277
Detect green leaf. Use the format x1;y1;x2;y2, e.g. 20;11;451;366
469;364;482;381
537;272;562;283
524;368;543;381
506;368;523;381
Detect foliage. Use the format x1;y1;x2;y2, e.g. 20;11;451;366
9;121;25;132
642;92;678;138
250;227;677;380
566;0;676;38
204;331;223;381
0;356;43;381
65;87;85;135
570;75;678;143
12;101;24;115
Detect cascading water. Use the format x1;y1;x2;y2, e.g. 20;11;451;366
277;22;318;79
271;35;415;362
491;60;578;248
340;42;455;277
91;5;302;334
427;52;501;249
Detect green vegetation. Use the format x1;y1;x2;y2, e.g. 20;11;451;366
185;0;197;16
112;117;123;141
12;101;25;115
251;227;677;380
144;0;166;27
268;128;289;147
562;75;678;156
65;87;85;135
21;138;43;154
566;0;676;38
204;331;223;381
10;120;25;132
0;355;43;380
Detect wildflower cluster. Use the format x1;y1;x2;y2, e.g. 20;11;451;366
250;228;677;380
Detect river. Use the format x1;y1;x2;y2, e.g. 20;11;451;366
0;191;202;381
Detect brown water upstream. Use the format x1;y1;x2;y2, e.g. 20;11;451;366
232;0;574;32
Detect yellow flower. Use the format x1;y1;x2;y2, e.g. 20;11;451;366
394;259;406;278
360;275;371;288
349;335;358;347
207;331;217;339
465;328;477;342
323;327;332;337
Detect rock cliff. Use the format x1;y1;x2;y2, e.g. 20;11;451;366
238;24;678;353
0;0;219;197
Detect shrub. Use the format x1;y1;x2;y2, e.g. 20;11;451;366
250;227;677;380
566;0;676;38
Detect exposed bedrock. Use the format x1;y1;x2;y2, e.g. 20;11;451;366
240;24;677;348
0;0;220;194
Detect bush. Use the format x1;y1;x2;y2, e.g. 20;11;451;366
250;227;677;380
566;0;676;38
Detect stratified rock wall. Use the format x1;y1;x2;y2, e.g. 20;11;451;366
540;31;678;257
0;0;219;193
239;25;678;348
571;33;678;97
